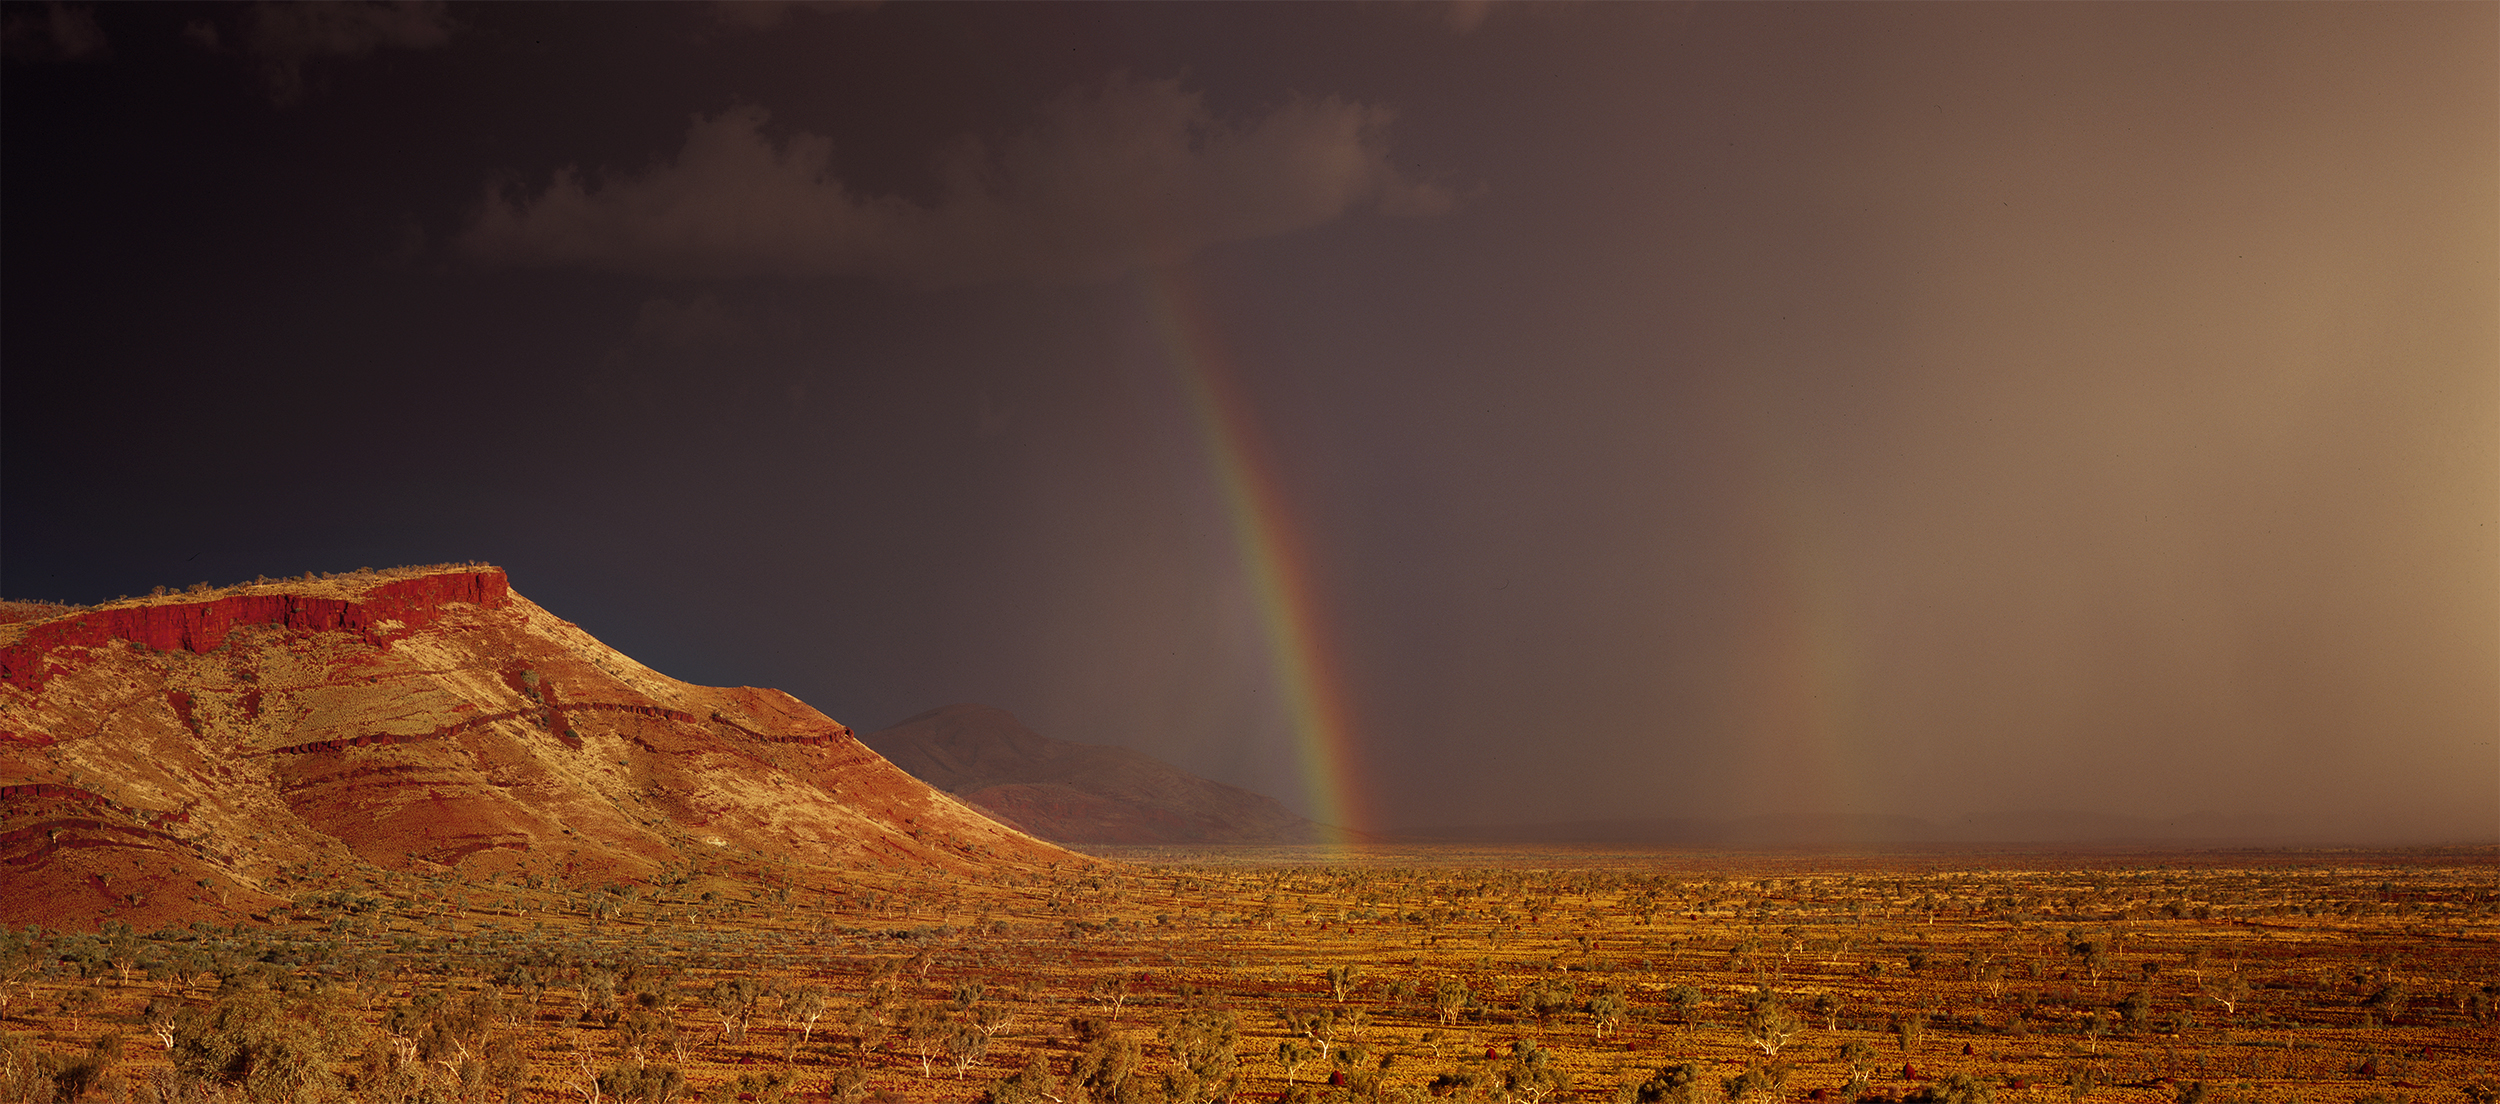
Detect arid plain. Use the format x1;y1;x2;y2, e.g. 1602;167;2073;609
1;843;2495;1103
1;570;2492;1103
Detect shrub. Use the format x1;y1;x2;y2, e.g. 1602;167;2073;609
1629;1062;1704;1104
599;1061;686;1104
704;1069;795;1104
1902;1072;1994;1104
53;1032;126;1103
989;1053;1062;1104
0;1031;58;1102
1720;1059;1791;1103
171;980;365;1104
1161;1007;1241;1103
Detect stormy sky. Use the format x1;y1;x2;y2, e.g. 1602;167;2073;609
5;2;2493;839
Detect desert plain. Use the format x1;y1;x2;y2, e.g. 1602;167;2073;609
0;571;2489;1103
1;840;2493;1104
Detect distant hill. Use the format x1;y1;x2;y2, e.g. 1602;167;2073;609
1392;808;2493;848
862;705;1335;845
0;566;1073;931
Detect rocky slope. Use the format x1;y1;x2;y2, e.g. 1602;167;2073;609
862;704;1332;845
0;566;1072;931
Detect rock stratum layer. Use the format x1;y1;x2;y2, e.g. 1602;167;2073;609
862;704;1335;846
0;567;1070;931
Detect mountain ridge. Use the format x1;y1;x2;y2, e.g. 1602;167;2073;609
0;566;1075;931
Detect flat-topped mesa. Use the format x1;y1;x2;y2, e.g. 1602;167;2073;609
0;568;509;691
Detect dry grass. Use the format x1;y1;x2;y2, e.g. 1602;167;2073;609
1;845;2493;1103
0;562;503;621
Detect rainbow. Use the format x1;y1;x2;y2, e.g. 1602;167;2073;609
1144;270;1369;848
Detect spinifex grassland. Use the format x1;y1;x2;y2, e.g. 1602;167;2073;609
1;847;2493;1103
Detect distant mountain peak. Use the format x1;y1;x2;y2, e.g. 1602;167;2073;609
863;705;1336;846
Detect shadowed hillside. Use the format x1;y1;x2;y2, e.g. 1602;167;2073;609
863;704;1337;845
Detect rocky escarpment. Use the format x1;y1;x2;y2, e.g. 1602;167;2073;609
0;570;509;691
0;567;1073;931
863;704;1337;846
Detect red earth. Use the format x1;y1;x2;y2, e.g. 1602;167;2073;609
0;566;1073;931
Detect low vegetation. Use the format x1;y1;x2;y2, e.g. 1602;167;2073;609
0;562;502;620
0;846;2493;1103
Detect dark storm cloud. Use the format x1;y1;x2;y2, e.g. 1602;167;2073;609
4;2;2491;843
243;0;453;104
1;3;106;62
704;1;874;33
454;78;1458;287
623;294;753;353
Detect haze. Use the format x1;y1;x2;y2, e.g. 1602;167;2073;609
5;2;2492;840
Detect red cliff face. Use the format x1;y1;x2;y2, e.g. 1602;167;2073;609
0;570;510;691
0;566;1068;931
